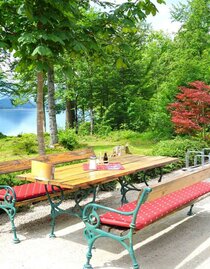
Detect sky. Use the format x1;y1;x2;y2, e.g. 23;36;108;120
114;0;188;34
146;0;188;34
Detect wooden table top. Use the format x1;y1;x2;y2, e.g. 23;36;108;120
18;155;178;190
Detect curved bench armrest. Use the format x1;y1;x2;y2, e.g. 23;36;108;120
82;202;132;230
0;185;16;206
83;187;152;229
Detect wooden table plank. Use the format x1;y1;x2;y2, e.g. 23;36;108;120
53;157;177;189
18;155;178;190
0;148;94;174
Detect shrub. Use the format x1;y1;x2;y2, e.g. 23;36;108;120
94;123;112;137
0;173;26;186
78;122;91;136
99;181;117;191
152;137;208;169
12;133;38;155
58;128;79;150
168;81;210;138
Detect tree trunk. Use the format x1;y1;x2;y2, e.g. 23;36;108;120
90;108;94;135
75;95;78;134
37;71;45;155
82;105;85;122
47;66;58;146
43;98;46;132
66;99;75;129
87;58;94;135
65;100;70;129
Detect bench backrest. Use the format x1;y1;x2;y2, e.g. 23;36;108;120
128;165;210;228
139;164;210;203
0;148;95;175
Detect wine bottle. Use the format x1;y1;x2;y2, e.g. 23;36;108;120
103;152;109;164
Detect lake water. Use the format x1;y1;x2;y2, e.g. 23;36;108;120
0;109;66;136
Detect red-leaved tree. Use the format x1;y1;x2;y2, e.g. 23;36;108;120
168;81;210;138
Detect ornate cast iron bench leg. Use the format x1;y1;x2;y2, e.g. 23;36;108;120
187;204;194;216
0;186;20;243
45;185;98;238
45;185;65;238
83;232;139;269
82;188;151;269
83;208;141;269
83;231;95;269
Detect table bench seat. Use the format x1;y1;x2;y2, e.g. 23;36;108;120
82;165;210;269
0;182;64;202
0;148;95;243
100;181;210;230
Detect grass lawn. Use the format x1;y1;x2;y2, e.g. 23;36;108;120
0;131;156;162
78;132;155;157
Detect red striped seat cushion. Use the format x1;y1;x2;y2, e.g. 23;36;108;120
0;182;65;202
100;182;210;230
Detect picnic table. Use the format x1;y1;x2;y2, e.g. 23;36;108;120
18;154;178;237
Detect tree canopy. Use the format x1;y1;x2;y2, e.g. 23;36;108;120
0;0;209;150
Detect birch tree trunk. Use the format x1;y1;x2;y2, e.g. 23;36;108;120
47;66;58;146
37;71;45;155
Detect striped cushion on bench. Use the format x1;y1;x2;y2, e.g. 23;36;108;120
100;181;210;230
0;182;64;202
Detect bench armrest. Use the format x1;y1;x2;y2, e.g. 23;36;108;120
83;203;130;229
83;187;152;229
0;185;16;205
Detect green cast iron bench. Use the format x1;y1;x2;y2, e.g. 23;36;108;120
0;148;94;243
82;164;210;269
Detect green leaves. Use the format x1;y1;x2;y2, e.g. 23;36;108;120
32;45;52;56
18;32;68;46
72;41;87;52
42;33;66;45
0;41;8;49
116;58;127;69
18;33;37;45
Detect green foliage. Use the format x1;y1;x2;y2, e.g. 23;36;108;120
12;134;38;155
78;122;91;136
148;83;177;139
0;132;6;139
99;181;117;191
78;121;112;137
149;111;173;139
107;130;140;142
148;0;210;138
0;173;26;186
32;45;53;57
1;0;209;152
58;128;79;150
126;99;150;132
94;123;112;137
152;137;209;168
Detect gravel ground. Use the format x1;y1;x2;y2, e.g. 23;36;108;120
1;169;210;269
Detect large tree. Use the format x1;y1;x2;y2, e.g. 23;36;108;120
0;0;86;153
0;0;165;153
148;0;210;138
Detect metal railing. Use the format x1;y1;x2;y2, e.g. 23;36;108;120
184;148;210;170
